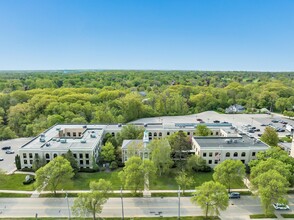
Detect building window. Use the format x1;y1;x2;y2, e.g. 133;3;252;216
67;132;70;136
203;152;207;157
209;152;213;157
53;153;58;158
187;132;190;135
73;132;76;137
35;153;38;158
29;153;33;158
211;132;213;135
241;160;245;164
86;160;89;165
215;160;219;164
23;153;27;159
241;152;246;157
24;160;27;164
154;132;157;137
234;152;238;157
73;154;77;158
79;153;83;158
80;160;83;165
78;132;82;137
208;160;212;164
252;152;256;157
111;132;115;137
45;153;50;159
216;132;219;135
167;132;170;136
85;154;89;159
226;152;230;157
30;160;33;164
159;132;162;137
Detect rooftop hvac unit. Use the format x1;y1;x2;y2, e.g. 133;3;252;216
45;142;50;147
90;134;96;138
81;139;86;143
225;139;232;144
52;138;56;141
56;127;61;131
233;139;238;143
60;139;67;143
40;138;45;142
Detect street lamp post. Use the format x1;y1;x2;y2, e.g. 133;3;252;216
120;186;124;220
62;189;71;219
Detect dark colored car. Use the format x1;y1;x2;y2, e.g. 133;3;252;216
213;120;220;123
229;192;240;199
0;158;3;161
2;146;11;150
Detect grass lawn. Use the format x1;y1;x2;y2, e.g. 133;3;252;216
2;217;220;220
250;214;277;219
281;214;294;218
0;174;36;190
0;193;31;197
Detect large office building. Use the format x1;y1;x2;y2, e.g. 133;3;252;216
19;121;269;169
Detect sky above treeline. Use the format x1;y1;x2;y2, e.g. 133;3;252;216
0;0;294;71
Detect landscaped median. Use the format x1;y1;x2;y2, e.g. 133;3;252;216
250;214;277;219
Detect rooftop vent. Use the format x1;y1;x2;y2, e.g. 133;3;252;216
118;123;122;127
225;139;232;144
45;142;50;147
52;138;56;141
83;125;87;128
81;139;86;143
233;139;238;143
60;139;67;143
40;133;45;137
56;127;61;131
40;137;45;142
90;134;96;138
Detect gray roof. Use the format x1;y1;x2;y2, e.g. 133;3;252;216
194;135;268;149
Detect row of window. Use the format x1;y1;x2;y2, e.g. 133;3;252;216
23;153;90;160
23;159;90;165
203;152;256;157
66;132;82;137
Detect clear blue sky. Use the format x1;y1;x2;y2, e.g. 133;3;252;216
0;0;294;71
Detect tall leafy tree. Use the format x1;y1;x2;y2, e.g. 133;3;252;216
168;131;191;168
260;126;279;146
100;142;116;163
148;139;173;176
32;154;46;171
35;156;74;195
72;179;112;220
116;124;144;146
119;156;155;193
213;159;245;192
62;150;79;174
191;181;229;219
251;170;289;215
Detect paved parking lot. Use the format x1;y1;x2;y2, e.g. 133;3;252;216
0;138;31;173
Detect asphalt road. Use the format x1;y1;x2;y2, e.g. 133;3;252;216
0;196;293;219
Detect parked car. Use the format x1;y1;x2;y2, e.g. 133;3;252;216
260;124;267;126
273;203;290;210
0;158;3;161
213;120;220;123
196;119;203;121
228;192;240;199
6;150;15;154
254;129;260;132
272;120;279;123
258;133;262;137
2;146;11;150
248;129;255;133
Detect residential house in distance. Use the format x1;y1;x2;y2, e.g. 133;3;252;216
225;104;245;114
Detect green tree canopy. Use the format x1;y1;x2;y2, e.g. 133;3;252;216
35;156;74;195
195;124;211;136
186;155;208;173
72;179;112;220
191;181;229;219
148;138;173;176
260;127;279;146
62;150;79;174
175;171;194;194
213;159;246;192
100;142;116;163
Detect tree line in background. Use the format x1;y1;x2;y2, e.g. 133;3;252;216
0;71;292;139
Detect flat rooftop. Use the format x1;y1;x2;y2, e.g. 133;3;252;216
21;124;106;151
194;135;268;149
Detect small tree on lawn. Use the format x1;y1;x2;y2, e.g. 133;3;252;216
191;181;229;219
175;170;194;194
260;126;279;146
101;142;116;163
62;150;79;174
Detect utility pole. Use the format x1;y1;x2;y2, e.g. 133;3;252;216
178;185;181;220
121;186;124;220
